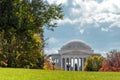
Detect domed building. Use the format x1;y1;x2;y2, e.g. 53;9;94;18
48;39;100;71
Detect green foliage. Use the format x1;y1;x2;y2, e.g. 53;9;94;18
84;56;104;71
0;68;120;80
0;0;63;68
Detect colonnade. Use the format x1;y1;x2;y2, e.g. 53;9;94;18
61;57;86;71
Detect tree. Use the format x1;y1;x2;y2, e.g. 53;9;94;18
84;56;104;71
99;50;120;71
0;0;63;68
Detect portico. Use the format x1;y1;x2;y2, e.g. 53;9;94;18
48;40;100;71
61;57;85;71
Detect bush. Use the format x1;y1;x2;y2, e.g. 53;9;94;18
84;56;104;71
43;57;53;70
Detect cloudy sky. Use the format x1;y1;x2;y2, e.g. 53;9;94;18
44;0;120;56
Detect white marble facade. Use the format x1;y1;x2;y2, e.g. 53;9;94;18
48;40;100;71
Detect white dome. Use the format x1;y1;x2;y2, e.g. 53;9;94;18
61;40;92;51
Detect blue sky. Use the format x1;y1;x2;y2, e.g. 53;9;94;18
44;0;120;56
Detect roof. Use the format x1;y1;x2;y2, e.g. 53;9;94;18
61;39;92;51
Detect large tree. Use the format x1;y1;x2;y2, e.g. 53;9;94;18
0;0;63;68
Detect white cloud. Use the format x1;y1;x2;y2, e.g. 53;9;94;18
109;21;120;28
56;0;120;33
79;29;84;34
72;0;82;6
57;17;84;26
45;37;60;54
94;50;107;57
71;8;82;16
46;0;68;5
78;0;120;24
44;48;59;54
57;18;73;25
46;0;120;33
47;37;58;44
101;28;109;32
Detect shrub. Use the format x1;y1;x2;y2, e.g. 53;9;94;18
84;56;104;71
43;57;53;70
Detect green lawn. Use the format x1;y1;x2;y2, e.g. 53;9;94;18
0;68;120;80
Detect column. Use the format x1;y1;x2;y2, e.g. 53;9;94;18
67;57;70;71
69;57;71;71
63;58;65;70
61;58;63;70
73;58;75;71
65;58;67;71
82;58;84;71
67;58;69;71
80;58;82;71
77;58;79;71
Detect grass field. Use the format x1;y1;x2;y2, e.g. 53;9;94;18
0;68;120;80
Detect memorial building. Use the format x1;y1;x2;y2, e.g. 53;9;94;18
48;39;100;71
